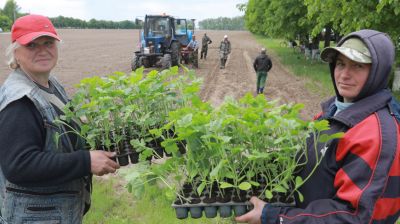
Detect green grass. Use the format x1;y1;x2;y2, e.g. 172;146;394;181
393;90;400;101
83;177;137;224
255;35;335;99
83;176;234;224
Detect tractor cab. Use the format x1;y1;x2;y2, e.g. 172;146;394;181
174;18;192;47
141;15;172;54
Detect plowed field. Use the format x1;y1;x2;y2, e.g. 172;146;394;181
0;29;323;119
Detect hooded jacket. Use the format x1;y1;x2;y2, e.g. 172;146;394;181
262;30;400;223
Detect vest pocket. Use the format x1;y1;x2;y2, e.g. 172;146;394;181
26;206;57;212
21;206;61;224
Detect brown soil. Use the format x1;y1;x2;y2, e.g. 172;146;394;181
0;29;323;119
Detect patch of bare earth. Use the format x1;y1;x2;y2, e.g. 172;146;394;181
1;29;323;119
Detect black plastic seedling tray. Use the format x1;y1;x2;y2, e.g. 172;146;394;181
172;200;253;219
172;195;295;219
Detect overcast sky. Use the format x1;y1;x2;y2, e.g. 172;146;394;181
0;0;246;22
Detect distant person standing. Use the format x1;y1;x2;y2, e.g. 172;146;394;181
219;35;231;69
253;48;272;94
200;33;212;60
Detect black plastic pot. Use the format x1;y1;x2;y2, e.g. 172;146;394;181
117;154;130;166
115;140;129;166
189;207;203;219
129;152;139;164
189;197;202;219
175;207;188;219
218;205;231;218
204;206;217;218
216;194;231;218
203;196;217;218
173;199;188;219
232;194;247;216
233;205;247;216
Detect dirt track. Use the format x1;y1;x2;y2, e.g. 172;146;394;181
0;29;323;119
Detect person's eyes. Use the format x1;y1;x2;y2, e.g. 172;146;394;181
353;63;365;69
336;61;345;67
26;42;37;49
44;41;55;48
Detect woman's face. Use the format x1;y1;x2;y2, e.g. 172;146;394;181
14;36;58;76
334;54;371;102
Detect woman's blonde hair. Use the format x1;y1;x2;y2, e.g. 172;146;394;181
6;42;21;69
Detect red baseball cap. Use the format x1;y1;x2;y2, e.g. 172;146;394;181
11;14;61;45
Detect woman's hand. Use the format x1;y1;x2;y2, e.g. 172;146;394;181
89;150;120;176
235;197;266;224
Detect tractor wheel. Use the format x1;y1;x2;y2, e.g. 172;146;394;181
131;55;141;71
170;41;181;66
161;54;172;70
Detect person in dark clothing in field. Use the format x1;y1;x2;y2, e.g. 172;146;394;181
219;35;231;69
253;48;272;94
236;29;400;224
0;14;120;224
200;33;212;60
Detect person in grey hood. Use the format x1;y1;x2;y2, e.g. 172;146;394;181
236;29;400;224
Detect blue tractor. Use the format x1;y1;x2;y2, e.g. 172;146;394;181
131;14;194;70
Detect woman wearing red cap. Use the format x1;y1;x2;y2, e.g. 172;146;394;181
0;14;119;223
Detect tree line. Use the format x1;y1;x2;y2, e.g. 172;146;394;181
50;16;140;29
0;0;245;31
239;0;400;49
198;16;245;30
0;0;141;31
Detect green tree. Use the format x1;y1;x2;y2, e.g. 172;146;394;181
305;0;400;43
50;16;139;29
243;0;268;34
2;0;20;23
244;0;314;41
0;13;12;31
243;0;400;47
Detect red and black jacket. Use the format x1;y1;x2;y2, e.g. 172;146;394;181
262;90;400;223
